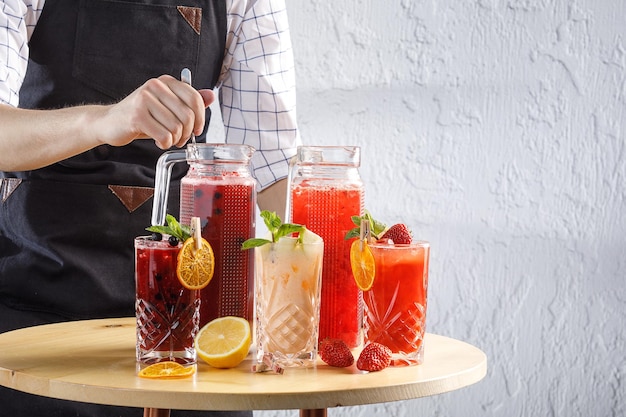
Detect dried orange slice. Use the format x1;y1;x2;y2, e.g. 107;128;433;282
138;361;196;379
350;239;376;291
176;237;215;290
195;316;251;369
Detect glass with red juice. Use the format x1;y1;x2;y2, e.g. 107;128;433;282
289;146;364;348
363;241;430;365
135;236;199;366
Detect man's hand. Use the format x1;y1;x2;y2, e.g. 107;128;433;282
98;75;215;149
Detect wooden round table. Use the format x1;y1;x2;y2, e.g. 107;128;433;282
0;318;487;417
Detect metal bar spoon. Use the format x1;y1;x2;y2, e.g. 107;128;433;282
180;68;199;160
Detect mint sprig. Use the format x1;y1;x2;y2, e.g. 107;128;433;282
344;210;387;240
146;214;192;241
241;210;305;249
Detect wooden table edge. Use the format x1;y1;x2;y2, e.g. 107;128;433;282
0;317;488;411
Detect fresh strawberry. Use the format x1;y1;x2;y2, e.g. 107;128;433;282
356;342;392;372
380;223;412;244
319;338;354;367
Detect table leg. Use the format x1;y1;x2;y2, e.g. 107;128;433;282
143;408;171;417
300;409;327;417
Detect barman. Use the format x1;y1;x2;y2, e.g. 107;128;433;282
0;0;300;416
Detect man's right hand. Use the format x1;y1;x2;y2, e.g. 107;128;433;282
98;74;215;149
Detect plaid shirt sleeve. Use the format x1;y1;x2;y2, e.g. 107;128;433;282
0;0;42;107
219;0;301;190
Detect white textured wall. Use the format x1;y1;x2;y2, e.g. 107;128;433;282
255;1;626;416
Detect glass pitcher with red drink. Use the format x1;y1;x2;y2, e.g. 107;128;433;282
288;146;364;348
152;143;256;328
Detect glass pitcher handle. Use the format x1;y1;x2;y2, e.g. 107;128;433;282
151;150;187;226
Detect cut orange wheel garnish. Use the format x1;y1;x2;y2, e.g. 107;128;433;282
138;361;196;379
350;239;376;291
177;237;215;290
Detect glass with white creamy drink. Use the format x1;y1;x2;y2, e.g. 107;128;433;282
245;211;323;368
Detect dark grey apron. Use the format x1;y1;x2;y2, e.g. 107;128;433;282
0;0;249;415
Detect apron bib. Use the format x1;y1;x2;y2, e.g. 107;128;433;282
1;0;225;326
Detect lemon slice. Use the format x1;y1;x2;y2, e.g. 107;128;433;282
350;239;376;291
138;361;196;379
177;237;215;290
195;316;251;369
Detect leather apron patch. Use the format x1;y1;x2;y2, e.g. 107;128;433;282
0;178;22;203
177;6;202;35
108;185;154;213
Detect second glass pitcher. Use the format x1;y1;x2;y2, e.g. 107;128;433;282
152;143;256;328
288;145;364;348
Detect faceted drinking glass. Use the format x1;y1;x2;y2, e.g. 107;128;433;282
255;233;324;367
363;241;430;365
134;236;200;366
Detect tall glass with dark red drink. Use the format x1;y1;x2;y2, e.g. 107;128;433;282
135;236;199;366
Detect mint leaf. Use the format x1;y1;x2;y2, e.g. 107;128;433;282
146;214;192;241
241;210;306;249
145;225;172;235
276;224;305;241
371;218;386;237
261;210;282;232
344;210;387;240
344;228;361;240
241;238;273;249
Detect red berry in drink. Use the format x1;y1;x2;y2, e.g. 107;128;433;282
380;223;412;244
